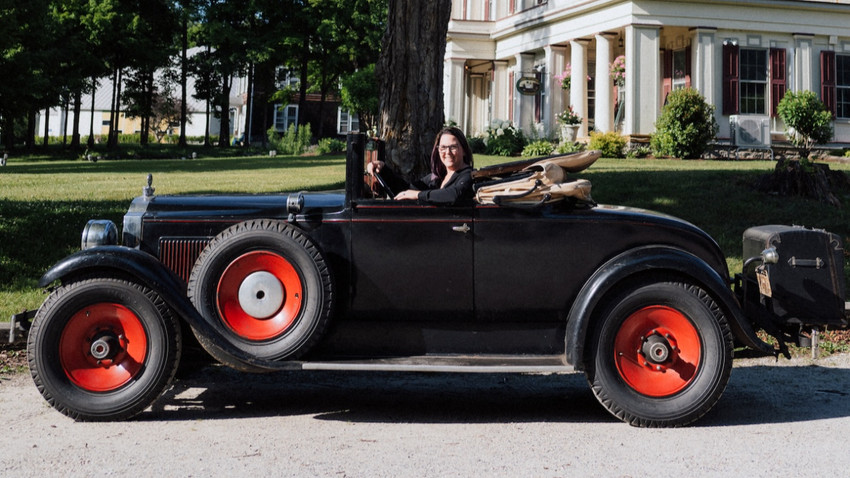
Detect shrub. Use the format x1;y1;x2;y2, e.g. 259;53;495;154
485;120;525;156
521;140;555;157
776;90;833;159
651;88;718;159
316;137;346;155
557;141;585;154
625;145;652;159
267;123;312;155
589;131;627;158
467;135;487;154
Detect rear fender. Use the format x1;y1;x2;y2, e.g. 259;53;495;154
38;246;296;371
565;246;776;370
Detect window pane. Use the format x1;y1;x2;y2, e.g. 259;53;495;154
740;82;766;114
838;55;850;87
838;87;850;119
740;49;767;81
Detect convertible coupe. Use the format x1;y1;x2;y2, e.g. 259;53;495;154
19;134;848;427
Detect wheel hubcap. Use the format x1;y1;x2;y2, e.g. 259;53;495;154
217;250;303;341
59;303;148;392
613;305;701;397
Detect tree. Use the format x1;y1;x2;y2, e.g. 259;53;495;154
776;90;833;159
340;65;379;134
377;0;452;179
651;88;718;159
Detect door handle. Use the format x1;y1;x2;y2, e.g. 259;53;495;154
452;223;471;234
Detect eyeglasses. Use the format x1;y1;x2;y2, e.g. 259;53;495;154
438;145;460;153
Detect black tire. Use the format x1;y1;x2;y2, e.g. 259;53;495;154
585;281;733;427
27;278;182;421
187;219;333;365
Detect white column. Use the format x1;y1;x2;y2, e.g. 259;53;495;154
595;33;616;133
545;45;568;133
491;61;509;125
794;34;814;93
445;58;467;127
624;25;660;135
515;52;535;133
691;28;716;104
570;39;590;136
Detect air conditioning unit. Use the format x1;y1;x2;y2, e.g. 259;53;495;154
730;115;771;149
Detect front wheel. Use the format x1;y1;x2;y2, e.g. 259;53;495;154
586;281;733;427
27;278;182;421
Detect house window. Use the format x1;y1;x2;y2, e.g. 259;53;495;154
837;54;850;119
672;50;688;90
274;104;298;131
739;49;768;115
338;109;360;135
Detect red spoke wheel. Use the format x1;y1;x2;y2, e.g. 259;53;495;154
27;279;181;421
587;281;733;427
59;303;149;392
188;220;333;368
216;251;303;341
612;306;701;397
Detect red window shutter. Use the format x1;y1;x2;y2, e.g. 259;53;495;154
661;49;672;105
770;48;786;117
684;46;692;89
722;43;739;115
821;50;836;116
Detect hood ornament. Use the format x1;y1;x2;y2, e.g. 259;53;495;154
143;174;155;198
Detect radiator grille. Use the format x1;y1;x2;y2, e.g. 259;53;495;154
158;238;210;283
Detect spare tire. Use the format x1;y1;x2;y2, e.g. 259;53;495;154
187;219;333;364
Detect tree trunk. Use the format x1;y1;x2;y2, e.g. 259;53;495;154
218;74;232;148
376;0;452;180
88;78;97;148
43;108;50;147
178;13;188;148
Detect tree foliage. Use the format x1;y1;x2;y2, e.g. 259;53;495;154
776;90;834;159
651;88;718;159
0;0;387;151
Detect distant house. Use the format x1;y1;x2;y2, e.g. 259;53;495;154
444;0;850;146
36;52;356;144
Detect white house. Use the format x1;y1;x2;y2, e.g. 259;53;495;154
444;0;850;146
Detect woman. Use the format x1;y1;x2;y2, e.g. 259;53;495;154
367;126;474;205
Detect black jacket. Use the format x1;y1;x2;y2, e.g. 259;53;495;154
383;165;474;205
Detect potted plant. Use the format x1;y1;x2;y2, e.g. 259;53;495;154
610;55;626;87
557;106;582;142
554;64;574;90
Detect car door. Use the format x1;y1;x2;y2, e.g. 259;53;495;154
349;200;474;322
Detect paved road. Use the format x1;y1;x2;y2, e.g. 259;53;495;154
1;353;849;477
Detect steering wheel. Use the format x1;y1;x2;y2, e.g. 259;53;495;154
372;169;395;199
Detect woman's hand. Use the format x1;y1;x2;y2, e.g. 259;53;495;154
366;160;385;176
394;189;420;201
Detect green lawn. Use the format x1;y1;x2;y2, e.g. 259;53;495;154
2;151;849;326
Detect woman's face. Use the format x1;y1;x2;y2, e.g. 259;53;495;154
438;133;465;172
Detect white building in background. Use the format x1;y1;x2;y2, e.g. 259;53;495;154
444;0;850;144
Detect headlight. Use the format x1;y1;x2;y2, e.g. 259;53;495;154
81;220;118;250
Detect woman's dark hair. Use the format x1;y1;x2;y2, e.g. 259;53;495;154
429;126;474;179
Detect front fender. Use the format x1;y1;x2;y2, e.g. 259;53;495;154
565;245;775;369
38;246;299;371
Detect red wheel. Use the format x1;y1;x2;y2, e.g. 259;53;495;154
59;303;149;392
27;278;181;421
188;220;333;365
587;281;732;427
216;251;303;341
612;305;701;397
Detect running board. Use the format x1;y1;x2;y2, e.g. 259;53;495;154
299;355;574;373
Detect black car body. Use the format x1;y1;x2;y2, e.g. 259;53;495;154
23;134;848;427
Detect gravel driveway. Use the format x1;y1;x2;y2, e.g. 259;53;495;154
2;353;849;477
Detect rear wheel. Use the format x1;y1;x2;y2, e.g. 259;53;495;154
586;281;733;427
27;278;181;421
187;220;333;367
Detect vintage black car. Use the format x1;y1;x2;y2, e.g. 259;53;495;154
20;134;848;427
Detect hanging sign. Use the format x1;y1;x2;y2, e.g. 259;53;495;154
516;76;541;95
